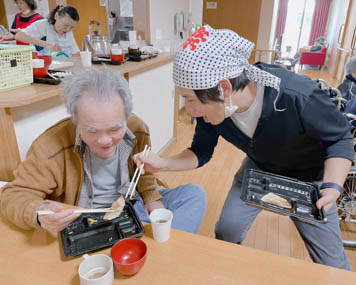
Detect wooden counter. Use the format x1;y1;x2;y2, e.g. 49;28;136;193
0;53;175;181
0;214;354;284
0;53;174;108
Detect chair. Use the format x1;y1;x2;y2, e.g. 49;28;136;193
299;46;327;70
251;49;280;64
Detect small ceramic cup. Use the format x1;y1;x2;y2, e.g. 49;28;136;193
111;48;124;62
78;254;114;285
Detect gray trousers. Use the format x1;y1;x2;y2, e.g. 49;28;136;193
215;157;351;270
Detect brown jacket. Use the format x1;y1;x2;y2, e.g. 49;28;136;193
0;114;165;230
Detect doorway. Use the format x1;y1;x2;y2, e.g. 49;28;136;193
202;0;262;44
281;0;315;57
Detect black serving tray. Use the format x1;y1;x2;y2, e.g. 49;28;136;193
91;55;128;65
33;70;71;85
60;200;144;257
241;169;327;224
127;53;158;62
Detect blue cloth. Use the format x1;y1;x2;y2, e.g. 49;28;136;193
133;184;207;233
189;62;354;182
35;36;46;52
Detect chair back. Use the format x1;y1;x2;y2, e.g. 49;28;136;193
251;49;278;64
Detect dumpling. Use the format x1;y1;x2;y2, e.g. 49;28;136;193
261;193;292;209
104;196;125;221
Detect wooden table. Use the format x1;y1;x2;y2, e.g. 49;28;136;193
0;53;175;182
0;214;354;284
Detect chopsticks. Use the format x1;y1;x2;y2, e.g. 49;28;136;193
37;208;115;216
125;144;151;199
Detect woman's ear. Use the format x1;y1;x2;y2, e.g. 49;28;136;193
219;78;232;99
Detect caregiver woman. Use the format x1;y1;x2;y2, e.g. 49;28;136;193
134;25;354;270
15;5;79;56
0;0;43;45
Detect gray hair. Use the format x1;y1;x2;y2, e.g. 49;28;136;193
346;56;356;75
62;68;133;124
315;36;326;46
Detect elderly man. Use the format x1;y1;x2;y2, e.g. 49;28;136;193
0;68;206;233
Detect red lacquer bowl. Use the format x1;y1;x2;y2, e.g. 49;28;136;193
111;238;147;276
33;67;48;78
37;55;52;68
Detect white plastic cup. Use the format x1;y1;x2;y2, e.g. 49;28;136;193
78;254;114;285
32;58;44;68
111;48;122;55
80;51;92;67
149;208;173;243
129;30;137;46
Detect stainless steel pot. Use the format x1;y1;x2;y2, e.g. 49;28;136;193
83;21;111;57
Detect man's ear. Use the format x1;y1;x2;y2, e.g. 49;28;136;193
219;78;232;99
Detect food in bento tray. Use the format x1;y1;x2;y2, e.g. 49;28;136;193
104;196;125;221
261;192;292;209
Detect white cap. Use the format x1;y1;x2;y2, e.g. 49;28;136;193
173;25;281;92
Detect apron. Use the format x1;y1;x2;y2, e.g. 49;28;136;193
15;13;42;45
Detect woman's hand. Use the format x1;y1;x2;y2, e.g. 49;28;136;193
316;188;341;213
0;33;15;42
44;42;62;52
37;202;81;233
9;28;20;34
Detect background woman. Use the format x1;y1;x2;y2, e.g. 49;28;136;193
338;56;356;101
15;5;79;56
0;0;43;45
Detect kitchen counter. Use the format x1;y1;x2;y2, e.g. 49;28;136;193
0;53;174;108
0;53;177;181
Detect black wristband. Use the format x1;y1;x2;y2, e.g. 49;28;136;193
320;182;344;194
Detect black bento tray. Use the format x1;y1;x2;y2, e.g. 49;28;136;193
33;70;70;85
241;169;327;224
127;53;158;62
91;55;128;65
60;200;144;257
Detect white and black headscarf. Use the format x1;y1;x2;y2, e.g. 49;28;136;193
173;25;283;110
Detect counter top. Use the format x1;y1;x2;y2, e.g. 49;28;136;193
0;52;174;108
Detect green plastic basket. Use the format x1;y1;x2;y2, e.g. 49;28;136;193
0;44;35;92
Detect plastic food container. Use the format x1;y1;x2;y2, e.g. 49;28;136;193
32;58;48;78
111;48;124;62
36;55;52;67
60;200;144;257
241;168;327;224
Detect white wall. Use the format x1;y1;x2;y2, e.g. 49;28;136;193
256;0;276;50
12;97;69;160
129;63;175;153
4;0;50;28
190;0;203;26
12;62;175;160
149;0;190;52
324;0;349;76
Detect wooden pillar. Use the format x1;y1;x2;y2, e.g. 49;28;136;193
0;108;21;181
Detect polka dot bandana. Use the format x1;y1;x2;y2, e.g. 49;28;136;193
173;25;281;93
